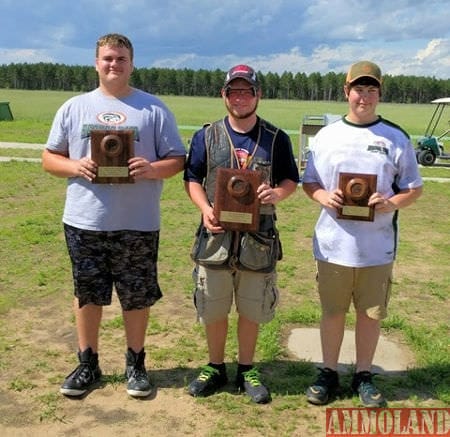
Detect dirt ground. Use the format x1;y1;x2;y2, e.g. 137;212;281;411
1;286;441;437
0;197;448;436
1;275;448;437
0;293;216;436
0;286;326;437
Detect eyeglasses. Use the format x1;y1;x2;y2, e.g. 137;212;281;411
225;87;257;98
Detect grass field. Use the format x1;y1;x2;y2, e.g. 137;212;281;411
0;90;448;436
1;88;448;146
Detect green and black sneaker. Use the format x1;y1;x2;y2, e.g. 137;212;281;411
188;364;228;397
236;367;271;404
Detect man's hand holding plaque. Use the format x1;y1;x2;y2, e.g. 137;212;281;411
213;168;263;232
91;129;135;184
337;172;377;221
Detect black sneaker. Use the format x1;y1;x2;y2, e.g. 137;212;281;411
60;347;102;396
125;348;153;397
236;367;271;404
352;371;386;407
188;364;228;397
306;367;339;405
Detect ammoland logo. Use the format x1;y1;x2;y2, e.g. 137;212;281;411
326;408;449;436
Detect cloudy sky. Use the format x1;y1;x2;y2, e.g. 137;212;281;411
0;0;449;78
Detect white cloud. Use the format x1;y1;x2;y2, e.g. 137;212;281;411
0;49;53;64
416;39;449;63
0;0;448;78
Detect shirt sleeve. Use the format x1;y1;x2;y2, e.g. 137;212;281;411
302;132;323;185
153;104;187;159
183;128;207;183
46;100;71;153
396;139;423;190
272;130;300;185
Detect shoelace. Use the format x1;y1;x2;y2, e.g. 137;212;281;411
73;363;92;382
128;366;148;382
242;368;262;387
359;381;382;400
197;365;219;381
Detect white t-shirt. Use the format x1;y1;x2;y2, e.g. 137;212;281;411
46;88;186;231
303;116;422;267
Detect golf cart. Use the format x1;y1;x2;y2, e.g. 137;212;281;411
415;97;450;166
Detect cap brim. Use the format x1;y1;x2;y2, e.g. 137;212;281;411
348;75;381;85
224;76;258;87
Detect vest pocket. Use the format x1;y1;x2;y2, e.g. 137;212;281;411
190;225;232;265
239;231;279;272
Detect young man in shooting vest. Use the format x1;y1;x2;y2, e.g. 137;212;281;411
184;65;299;403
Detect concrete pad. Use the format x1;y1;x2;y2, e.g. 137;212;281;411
0;157;41;162
0;142;44;149
287;328;416;374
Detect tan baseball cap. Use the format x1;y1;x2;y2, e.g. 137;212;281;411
346;60;382;85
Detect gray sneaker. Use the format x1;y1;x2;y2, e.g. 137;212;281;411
306;367;339;405
60;347;102;396
352;371;386;407
125;348;153;398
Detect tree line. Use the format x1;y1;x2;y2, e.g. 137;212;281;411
0;62;449;104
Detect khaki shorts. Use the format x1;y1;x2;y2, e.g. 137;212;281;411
316;260;393;320
192;265;279;324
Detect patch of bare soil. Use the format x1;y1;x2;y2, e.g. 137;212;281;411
0;261;446;437
0;293;221;437
1;293;322;437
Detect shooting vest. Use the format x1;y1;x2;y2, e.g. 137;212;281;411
190;118;282;272
203;118;279;206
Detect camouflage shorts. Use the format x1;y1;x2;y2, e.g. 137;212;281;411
64;224;162;311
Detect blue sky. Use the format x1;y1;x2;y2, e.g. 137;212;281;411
0;0;449;79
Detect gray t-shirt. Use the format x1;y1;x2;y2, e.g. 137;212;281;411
46;88;185;231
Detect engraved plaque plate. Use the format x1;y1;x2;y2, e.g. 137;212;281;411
91;129;134;184
337;172;377;221
213;168;262;232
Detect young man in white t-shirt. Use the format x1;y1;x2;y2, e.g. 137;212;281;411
302;60;423;407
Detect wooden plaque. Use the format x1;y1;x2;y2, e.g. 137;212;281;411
91;129;134;184
213;168;262;232
337;172;377;221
